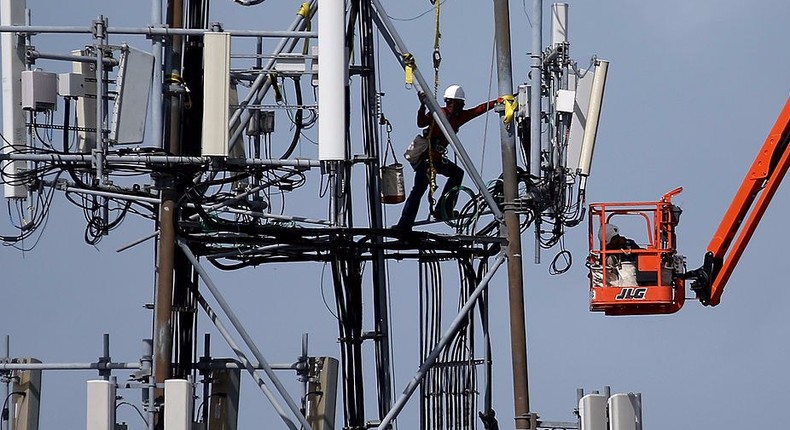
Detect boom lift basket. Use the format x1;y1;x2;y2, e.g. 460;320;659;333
587;188;687;316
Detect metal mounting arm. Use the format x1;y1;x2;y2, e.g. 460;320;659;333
687;96;790;306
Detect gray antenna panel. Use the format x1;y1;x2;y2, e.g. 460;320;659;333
110;46;154;144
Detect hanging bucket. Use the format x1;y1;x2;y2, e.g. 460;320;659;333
381;163;405;204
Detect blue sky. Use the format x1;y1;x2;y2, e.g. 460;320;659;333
3;1;790;429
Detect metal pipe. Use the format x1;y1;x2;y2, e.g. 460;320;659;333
530;0;544;266
0;24;316;38
25;50;118;65
199;334;210;425
142;339;155;430
376;251;507;430
4;335;9;430
177;240;315;430
49;183;160;204
6;339;12;430
151;0;164;150
93;16;106;185
0;360;301;371
153;186;176;401
0;152;322;167
99;333;112;380
529;0;542;178
359;0;393;419
493;1;532;428
300;333;308;416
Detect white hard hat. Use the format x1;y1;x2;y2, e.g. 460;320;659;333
443;84;466;101
598;223;619;244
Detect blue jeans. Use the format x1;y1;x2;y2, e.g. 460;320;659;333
395;157;464;229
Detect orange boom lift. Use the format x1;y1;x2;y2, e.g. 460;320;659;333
587;96;790;316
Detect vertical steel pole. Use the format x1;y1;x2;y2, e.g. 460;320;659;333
493;1;532;429
153;185;176;410
3;336;9;430
530;0;543;265
142;339;156;430
152;2;183;426
529;0;542;178
94;16;105;158
359;0;393;421
149;0;170;408
151;0;163;149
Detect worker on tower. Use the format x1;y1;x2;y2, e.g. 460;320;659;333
394;85;500;231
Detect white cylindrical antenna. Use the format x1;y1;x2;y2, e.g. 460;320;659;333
1;0;28;198
551;3;569;46
318;0;347;161
577;59;609;177
86;380;116;430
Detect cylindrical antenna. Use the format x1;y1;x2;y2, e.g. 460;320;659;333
577;58;609;177
318;0;347;161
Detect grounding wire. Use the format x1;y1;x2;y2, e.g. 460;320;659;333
0;392;25;430
385;0;447;22
116;401;148;426
320;261;339;319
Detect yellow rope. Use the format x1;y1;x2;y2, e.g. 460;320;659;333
427;0;442;212
500;94;518;124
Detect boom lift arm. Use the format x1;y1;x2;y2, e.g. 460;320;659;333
684;96;790;306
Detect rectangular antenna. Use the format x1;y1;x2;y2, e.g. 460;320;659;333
12;358;42;430
110;46;154;144
86;380;116;430
201;32;231;157
1;0;28;198
164;379;193;430
72;49;97;152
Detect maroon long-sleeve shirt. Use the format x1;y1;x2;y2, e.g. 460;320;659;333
417;100;497;161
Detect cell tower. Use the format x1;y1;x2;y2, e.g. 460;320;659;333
0;1;609;430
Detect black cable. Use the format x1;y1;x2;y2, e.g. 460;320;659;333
115;401;149;425
280;77;304;159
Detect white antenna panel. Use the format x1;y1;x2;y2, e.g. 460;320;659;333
317;0;347;161
551;3;569;46
1;0;28;198
86;380;116;430
579;393;608;430
608;393;642;430
201;32;231;157
566;59;609;177
164;379;193;430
